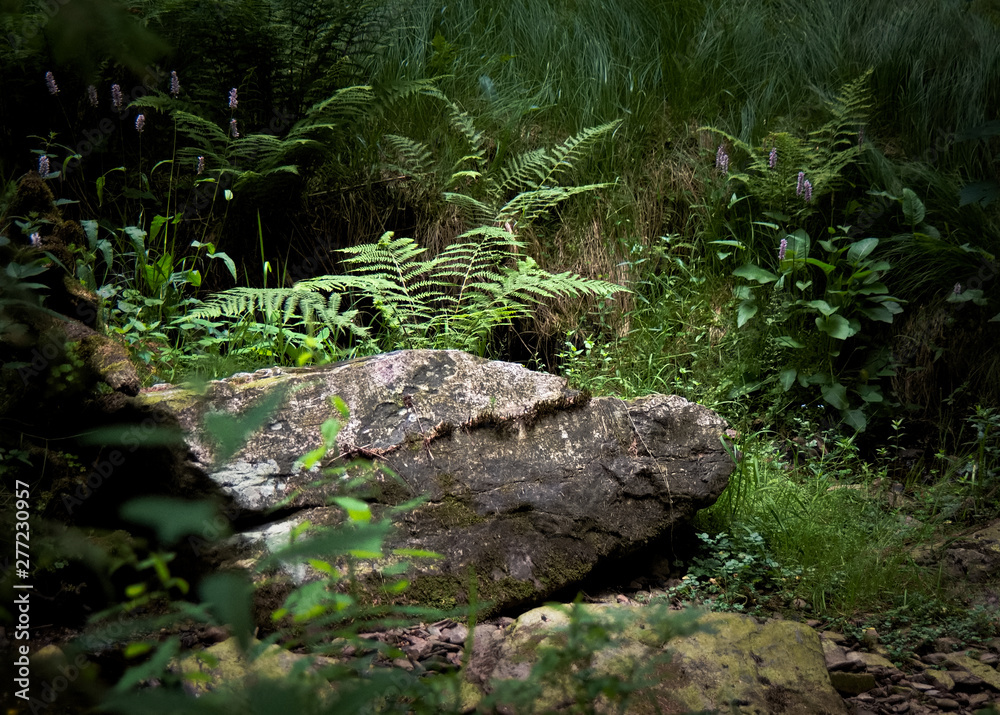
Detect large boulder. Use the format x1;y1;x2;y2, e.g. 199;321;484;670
138;349;734;614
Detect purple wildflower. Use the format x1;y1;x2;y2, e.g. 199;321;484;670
796;171;805;196
715;145;729;174
778;237;788;261
111;84;124;112
803;179;813;203
768;146;777;169
229;119;239;138
30;232;41;247
228;88;238;110
196;156;205;175
87;85;99;108
38;155;50;177
170;71;181;98
135;114;146;134
45;71;59;95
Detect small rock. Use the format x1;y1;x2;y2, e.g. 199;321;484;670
861;628;880;647
924;669;955;691
392;657;414;671
980;652;999;666
932;697;960;710
442;623;468;645
922;653;949;666
968;692;990;707
934;637;962;653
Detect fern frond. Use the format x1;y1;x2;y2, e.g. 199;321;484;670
442;192;495;224
496;183;612;224
447;101;487;160
498;120;620;194
174;110;229;150
382;134;434;177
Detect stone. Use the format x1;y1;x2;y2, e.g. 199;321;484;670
846;650;897;671
477;606;847;714
138;349;733;615
943;652;1000;690
924;669;955;691
172;637;336;698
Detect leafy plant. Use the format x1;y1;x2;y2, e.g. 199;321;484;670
383;96;621;228
728;226;903;430
335;226;625;355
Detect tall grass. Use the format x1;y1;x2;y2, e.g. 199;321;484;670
702;433;937;614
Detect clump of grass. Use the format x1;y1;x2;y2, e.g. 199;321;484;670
697;431;935;616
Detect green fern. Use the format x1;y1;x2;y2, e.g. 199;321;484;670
380;91;620;228
703;70;873;209
185;284;369;363
340;228;625;354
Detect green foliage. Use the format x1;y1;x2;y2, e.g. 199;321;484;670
54;400;704;714
483;599;703;715
666;529;800;617
727;226;903;431
698;432;935;615
704;69;872;219
842;594;998;664
383;96;621;227
185;284;371;367
339;227;624;354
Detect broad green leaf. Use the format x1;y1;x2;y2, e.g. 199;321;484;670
200;572;254;652
853;282;888;295
207;250;237;280
795;280;813;291
805;258;836;274
798;299;836;316
821;382;849;410
732;264;778;284
773;335;805;348
815;313;857;339
847;237;879;263
902;188;926;225
842;408;867;431
737;300;758;327
857;384;884;403
120;497;220;545
859;305;895;323
204;386;290;465
788;229;810;258
779;369;797;391
333;496;372;523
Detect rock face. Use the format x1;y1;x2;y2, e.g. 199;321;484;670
138;349;733;614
